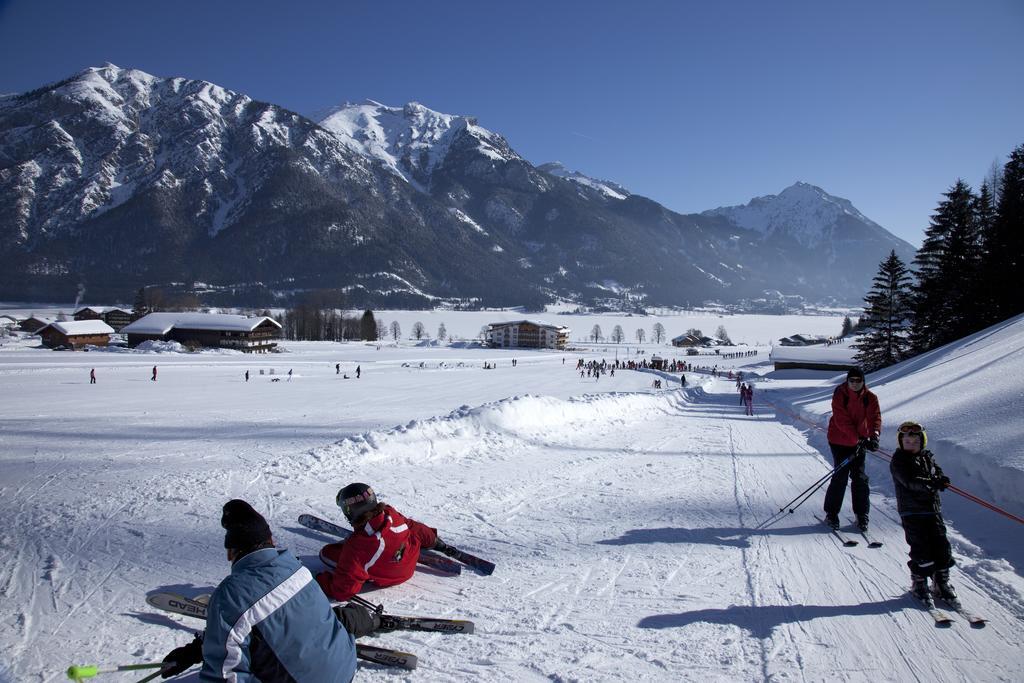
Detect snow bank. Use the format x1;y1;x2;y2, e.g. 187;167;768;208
313;390;689;468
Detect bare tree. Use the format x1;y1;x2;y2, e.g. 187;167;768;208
636;328;645;343
611;325;624;343
390;320;401;341
437;322;447;342
652;322;665;344
412;321;426;340
715;325;732;345
590;324;603;342
376;319;387;340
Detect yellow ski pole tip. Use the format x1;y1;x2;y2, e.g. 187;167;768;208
67;665;99;680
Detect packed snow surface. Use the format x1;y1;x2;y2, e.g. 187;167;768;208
1;312;1022;682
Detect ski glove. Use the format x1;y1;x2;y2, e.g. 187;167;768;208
334;603;381;638
865;436;880;452
161;633;203;678
935;475;951;491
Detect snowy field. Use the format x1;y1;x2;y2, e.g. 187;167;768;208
1;311;1022;682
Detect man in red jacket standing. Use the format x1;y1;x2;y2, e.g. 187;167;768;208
823;367;881;531
316;483;441;601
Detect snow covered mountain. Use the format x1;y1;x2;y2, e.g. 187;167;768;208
0;66;916;306
536;161;631;200
317;100;521;191
704;182;912;253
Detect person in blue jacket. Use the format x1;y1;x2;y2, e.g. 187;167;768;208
159;499;378;681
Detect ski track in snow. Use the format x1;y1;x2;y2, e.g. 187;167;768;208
0;344;1022;681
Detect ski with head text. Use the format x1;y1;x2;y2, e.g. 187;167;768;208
298;513;463;575
910;592;954;626
146;592;420;669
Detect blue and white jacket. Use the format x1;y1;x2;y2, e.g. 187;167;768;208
200;548;357;683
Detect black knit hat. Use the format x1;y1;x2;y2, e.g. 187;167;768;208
221;499;272;551
847;367;865;380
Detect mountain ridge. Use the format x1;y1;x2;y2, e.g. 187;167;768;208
0;65;917;307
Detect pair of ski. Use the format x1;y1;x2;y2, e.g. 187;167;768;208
147;592;473;671
814;515;883;548
912;593;986;628
298;513;496;576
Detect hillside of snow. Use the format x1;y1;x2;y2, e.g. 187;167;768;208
1;312;1022;681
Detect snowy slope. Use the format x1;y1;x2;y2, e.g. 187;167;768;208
1;315;1023;681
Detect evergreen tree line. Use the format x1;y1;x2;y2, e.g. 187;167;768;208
854;143;1024;371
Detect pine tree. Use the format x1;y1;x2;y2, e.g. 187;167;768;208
359;310;377;341
854;250;913;371
840;316;854;338
974;181;999;324
911;180;979;352
988;144;1024;321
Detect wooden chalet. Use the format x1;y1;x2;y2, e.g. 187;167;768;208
20;315;56;333
122;313;281;353
74;306;135;331
486;320;570;350
37;320;114;350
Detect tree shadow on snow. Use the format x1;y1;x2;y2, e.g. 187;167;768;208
597;524;819;549
639;597;910;638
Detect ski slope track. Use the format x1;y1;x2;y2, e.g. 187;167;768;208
0;328;1022;680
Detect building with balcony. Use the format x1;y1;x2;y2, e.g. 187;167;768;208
486;320;570;350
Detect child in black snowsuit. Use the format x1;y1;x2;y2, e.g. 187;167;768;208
889;421;956;603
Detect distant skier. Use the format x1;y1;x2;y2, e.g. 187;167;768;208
680;374;686;387
356;365;361;379
89;368;96;384
890;422;957;603
740;383;747;405
823;367;881;531
287;368;293;381
244;370;249;382
316;483;445;601
744;384;754;416
158;499;377;681
151;365;157;382
336;363;340;375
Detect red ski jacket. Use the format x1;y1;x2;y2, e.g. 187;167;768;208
826;382;882;447
316;505;437;601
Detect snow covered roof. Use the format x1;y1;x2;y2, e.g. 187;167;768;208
488;319;569;331
75;306;132;316
122;312;282;335
39;320;114;336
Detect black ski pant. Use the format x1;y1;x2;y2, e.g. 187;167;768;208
823;442;869;517
901;513;954;577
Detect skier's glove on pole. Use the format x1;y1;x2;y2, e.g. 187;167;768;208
936;475;951;491
334;603;381;638
865;435;880;452
161;634;203;678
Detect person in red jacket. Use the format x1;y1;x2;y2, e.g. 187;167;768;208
823;367;881;531
316;483;441;601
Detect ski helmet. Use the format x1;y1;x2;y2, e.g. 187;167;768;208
897;421;927;449
336;483;377;523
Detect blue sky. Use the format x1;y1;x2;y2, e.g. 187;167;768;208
1;0;1021;246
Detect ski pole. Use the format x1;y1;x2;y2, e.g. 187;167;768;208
755;447;860;529
66;662;167;682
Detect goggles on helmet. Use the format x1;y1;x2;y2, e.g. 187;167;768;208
898;422;923;435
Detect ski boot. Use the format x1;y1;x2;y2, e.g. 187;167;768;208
932;569;959;605
824;513;840;530
855;514;869;533
910;574;932;603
